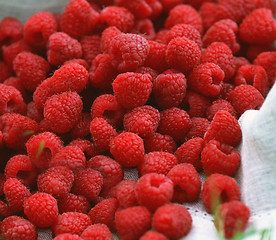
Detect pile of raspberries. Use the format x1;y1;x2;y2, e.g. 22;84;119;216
0;0;275;239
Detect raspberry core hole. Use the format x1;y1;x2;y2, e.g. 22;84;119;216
211;75;222;85
150;178;161;188
220;190;229;203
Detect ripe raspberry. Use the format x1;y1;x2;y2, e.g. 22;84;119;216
63;58;89;69
100;27;121;53
60;0;99;39
123;105;160;137
4;77;30;103
239;8;276;44
4;178;31;212
234;56;251;70
199;3;219;30
81;224;113;240
157;107;192;142
115;206;151;240
214;201;250;239
166;37;201;74
153;204;192;239
0;201;13;218
80;35;101;66
186;0;218;9
0;62;12;83
26;102;43;123
100;6;135;33
24;192;58;228
219;83;235;100
201;173;241;213
229;85;264;115
109;34;150;72
52;212;91;236
135;67;157;81
53;234;83;240
185;117;210;141
0;216;37;240
153;70;187;109
144;133;177;154
58;193;91;214
71;168;103;202
71;113;92;140
174;137;205;171
139;151;178;175
26;132;63;170
68;139;98;158
246;44;276;62
132;18;156;40
140;231;168;240
24;12;57;49
112;72;152;109
110;132;145;167
0;17;23;46
159;0;184;13
154;29;170;44
204;110;242;146
206;100;237;121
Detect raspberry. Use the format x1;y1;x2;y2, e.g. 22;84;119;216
140;231;168;240
135;173;173;212
157;107;192;142
239;8;276;44
0;62;12;83
52;212;92;236
185;117;210;141
71;113;92;140
201;42;235;81
228;85;264;115
50;146;86;171
71;168;103;202
87;155;123;193
139;151;178;175
60;0;99;39
26;102;43;123
80;35;101;66
123;105;160;137
154;29;170;44
206;100;237;121
199;3;219;30
100;27;121;53
53;234;83;240
4;77;30;103
186;0;218;9
44;92;83;134
203;19;240;53
165;4;203;34
81;224;113;240
0;216;37;240
63;59;89;70
204;110;242;146
219;83;235;100
144;133;177;154
13;52;50;92
4;178;31;212
159;0;184;13
24;12;57;49
24;192;58;228
115;206;151;240
166;37;201;74
174;137;205;171
0;201;13;218
246;43;276;62
26;132;63;170
214;201;250;239
100;6;135;33
110;132;145;167
68;139;98;158
0;17;23;46
153;204;192;239
109;34;150;72
234;56;251;70
132;18;156;40
112;72;152;109
47;32;82;66
201;173;241;213
153;70;187;109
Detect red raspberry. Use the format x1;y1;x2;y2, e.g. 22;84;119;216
234;56;251;70
50;146;86;171
159;0;184;13
4;77;30;103
186;0;218;9
71;113;91;140
0;216;37;240
112;72;152;109
204;110;242;146
44;92;83;134
246;43;276;62
68;139;98;158
174;137;205;171
202;140;240;176
0;201;13;218
199;3;219;30
239;8;276;44
206;100;237;121
139;151;178;175
201;173;241;213
157;107;192;142
229;85;264;115
100;27;121;53
153;204;192;239
110;132;145;167
80;35;101;66
135;173;173;212
123;105;160;137
219;83;235;100
58;193;91;214
166;37;201;74
115;206;151;240
24;12;57;49
63;59;89;71
26;132;63;170
0;17;23;46
4;178;31;212
154;29;170;44
80;224;113;240
0;62;12;83
53;234;83;240
100;6;135;33
71;168;103;202
87;155;123;193
185;117;210;141
60;0;99;39
132;18;156;40
201;42;235;81
0;113;38;150
140;231;168;240
52;212;91;236
214;201;250;239
26;102;43;123
144;133;177;154
165;4;203;34
24;192;58;228
153;70;187;109
109;34;150;72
